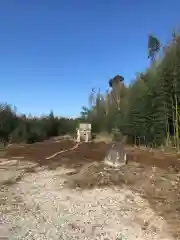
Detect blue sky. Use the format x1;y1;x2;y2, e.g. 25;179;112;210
0;0;179;117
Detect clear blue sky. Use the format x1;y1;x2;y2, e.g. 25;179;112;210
0;0;179;117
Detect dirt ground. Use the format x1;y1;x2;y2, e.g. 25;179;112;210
0;140;180;239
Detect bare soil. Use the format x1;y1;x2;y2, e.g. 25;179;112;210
5;140;75;163
0;140;180;239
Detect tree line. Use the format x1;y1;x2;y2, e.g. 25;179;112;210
80;31;180;149
0;105;78;145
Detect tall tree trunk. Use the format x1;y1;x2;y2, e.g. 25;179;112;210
175;94;179;151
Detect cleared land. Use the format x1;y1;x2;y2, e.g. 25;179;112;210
0;140;180;239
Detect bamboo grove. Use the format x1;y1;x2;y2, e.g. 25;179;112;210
80;32;180;149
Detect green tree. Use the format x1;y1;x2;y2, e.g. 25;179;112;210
148;34;161;62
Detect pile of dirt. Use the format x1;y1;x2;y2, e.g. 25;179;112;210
63;161;146;189
4;140;180;172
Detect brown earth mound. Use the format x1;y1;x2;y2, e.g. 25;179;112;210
3;140;180;172
5;140;75;162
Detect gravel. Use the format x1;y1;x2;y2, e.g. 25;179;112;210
0;160;174;240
